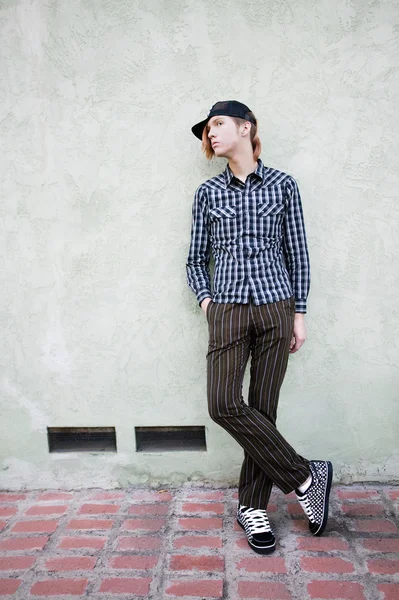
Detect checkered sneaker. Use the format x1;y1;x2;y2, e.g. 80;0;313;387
237;504;276;554
296;460;333;536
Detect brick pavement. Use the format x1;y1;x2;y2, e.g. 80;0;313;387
0;485;397;599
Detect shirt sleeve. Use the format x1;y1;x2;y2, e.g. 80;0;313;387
282;177;311;313
186;185;212;305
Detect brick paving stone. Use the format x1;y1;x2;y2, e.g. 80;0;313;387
237;581;292;599
236;557;287;573
108;555;159;569
0;536;49;551
297;536;350;551
25;505;67;516
122;518;166;531
90;491;125;500
178;517;223;530
285;491;296;499
165;579;223;597
67;519;114;530
341;503;385;517
347;519;398;533
0;507;17;518
0;494;26;503
44;557;97;571
181;502;224;514
291;519;308;532
170;554;224;571
185;491;225;501
58;536;107;550
116;536;162;551
11;519;59;533
99;577;151;594
173;535;223;549
128;503;169;515
337;489;380;500
0;556;36;570
128;490;172;503
307;580;365;599
367;558;399;575
301;556;355;573
36;492;74;501
30;578;88;595
0;578;22;594
362;539;399;552
377;583;399;600
386;490;399;500
78;503;120;515
287;503;305;516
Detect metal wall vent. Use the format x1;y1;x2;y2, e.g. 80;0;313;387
47;427;117;453
135;426;206;452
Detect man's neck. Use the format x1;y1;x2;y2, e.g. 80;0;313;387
228;154;258;184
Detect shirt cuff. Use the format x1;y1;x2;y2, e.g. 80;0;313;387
295;299;307;313
197;290;212;306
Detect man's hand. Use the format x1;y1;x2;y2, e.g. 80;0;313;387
290;313;306;353
200;298;212;316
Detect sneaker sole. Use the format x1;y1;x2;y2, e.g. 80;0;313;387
310;460;333;536
237;518;276;555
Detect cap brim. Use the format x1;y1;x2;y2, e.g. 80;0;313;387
191;118;209;140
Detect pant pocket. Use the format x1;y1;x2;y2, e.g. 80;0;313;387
206;300;214;323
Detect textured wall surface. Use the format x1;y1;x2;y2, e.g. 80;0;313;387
1;0;398;490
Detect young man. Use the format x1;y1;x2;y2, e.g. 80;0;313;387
186;101;333;554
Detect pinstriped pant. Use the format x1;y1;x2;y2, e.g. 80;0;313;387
206;297;310;509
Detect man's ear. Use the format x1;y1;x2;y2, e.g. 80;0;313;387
241;121;252;137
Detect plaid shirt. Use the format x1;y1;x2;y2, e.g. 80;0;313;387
186;159;310;313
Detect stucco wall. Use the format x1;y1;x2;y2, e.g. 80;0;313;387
1;0;398;490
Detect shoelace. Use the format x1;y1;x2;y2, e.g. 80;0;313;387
239;506;272;533
296;492;316;523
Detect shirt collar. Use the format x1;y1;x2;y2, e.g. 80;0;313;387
223;158;266;189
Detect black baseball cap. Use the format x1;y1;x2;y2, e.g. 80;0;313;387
191;100;256;140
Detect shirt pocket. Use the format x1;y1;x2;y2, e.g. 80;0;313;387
257;202;285;217
208;205;237;242
209;205;237;220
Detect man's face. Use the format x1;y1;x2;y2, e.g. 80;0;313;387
206;115;241;158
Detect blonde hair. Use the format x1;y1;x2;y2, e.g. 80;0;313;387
201;112;261;160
